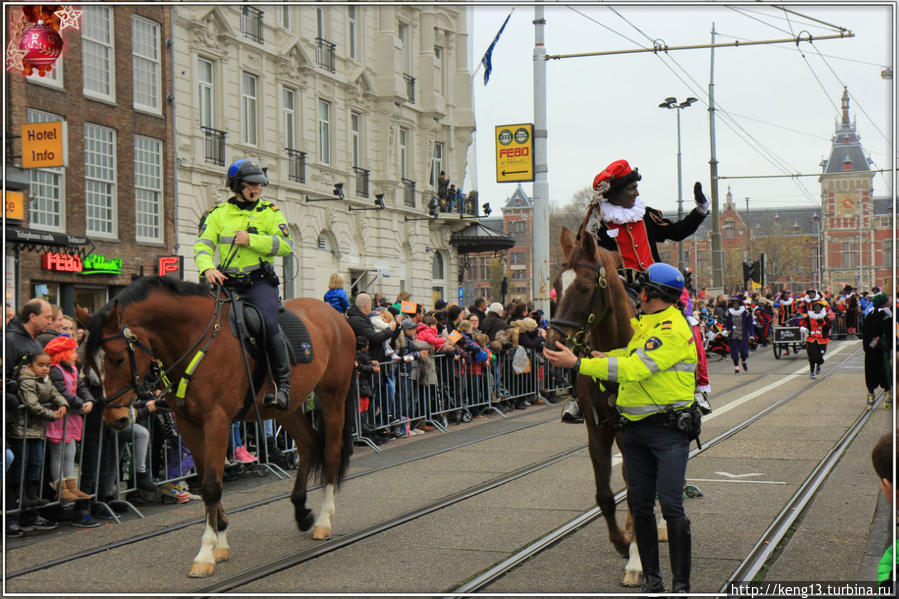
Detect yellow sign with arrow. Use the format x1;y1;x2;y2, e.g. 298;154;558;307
495;124;534;183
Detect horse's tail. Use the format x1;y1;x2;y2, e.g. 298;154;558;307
309;381;354;488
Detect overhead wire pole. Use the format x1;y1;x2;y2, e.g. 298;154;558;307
532;6;550;316
708;23;724;292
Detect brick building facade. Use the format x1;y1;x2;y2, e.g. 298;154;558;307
5;5;176;314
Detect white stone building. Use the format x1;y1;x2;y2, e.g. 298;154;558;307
171;4;475;304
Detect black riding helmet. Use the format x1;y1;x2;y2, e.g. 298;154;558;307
226;158;269;193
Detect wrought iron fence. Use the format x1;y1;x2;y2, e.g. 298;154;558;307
201;126;226;166
316;37;336;73
286;148;306;183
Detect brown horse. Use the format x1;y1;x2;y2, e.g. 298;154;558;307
547;226;645;586
84;276;355;578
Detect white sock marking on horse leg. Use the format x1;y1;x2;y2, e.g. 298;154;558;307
214;527;230;552
622;539;643;586
312;483;336;531
193;517;217;564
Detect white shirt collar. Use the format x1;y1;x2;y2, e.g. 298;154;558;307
602;198;646;225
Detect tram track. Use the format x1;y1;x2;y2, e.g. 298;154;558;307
5;348;786;581
194;345;865;596
8;342;864;595
448;344;866;595
6;412;561;580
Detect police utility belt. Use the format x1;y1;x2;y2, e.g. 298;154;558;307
615;404;702;443
220;261;280;288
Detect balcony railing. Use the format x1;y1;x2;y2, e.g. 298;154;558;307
241;6;264;43
316;37;336;73
286;148;306;183
202;126;226;166
403;74;415;103
354;167;370;198
402;178;416;208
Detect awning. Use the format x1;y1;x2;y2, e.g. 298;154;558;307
5;226;94;258
449;222;515;254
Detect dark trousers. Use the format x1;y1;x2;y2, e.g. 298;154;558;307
241;280;280;335
806;341;827;371
7;437;44;524
620;417;690;520
864;349;891;393
729;336;749;365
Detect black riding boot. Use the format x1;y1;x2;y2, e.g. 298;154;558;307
667;517;692;593
264;330;292;410
634;515;665;593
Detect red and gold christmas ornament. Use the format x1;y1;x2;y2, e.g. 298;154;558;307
19;21;64;77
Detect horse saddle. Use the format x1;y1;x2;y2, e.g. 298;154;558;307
227;296;314;365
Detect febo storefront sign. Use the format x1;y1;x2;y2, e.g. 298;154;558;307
41;252;122;275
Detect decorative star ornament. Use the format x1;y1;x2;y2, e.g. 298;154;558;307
54;5;82;32
6;40;26;72
8;8;27;40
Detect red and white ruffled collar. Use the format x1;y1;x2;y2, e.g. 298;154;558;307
602;198;646;225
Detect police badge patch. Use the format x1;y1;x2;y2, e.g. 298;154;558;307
644;336;663;351
278;223;289;236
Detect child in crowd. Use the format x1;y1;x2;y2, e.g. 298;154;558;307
324;272;350;314
11;351;67;531
354;335;386;445
44;335;95;501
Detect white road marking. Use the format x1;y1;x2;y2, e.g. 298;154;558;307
714;471;763;479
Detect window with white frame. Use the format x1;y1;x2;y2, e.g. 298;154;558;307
26;109;65;231
316;7;325;38
318;99;331;165
350;112;361;168
430;142;443;188
134;135;163;242
841;241;857;268
399;127;408;179
281;5;291;30
27;58;63;88
242;72;258;145
84;123;117;237
434;45;444;94
82;6;115;101
348;6;357;59
283;87;297;149
198;57;214;128
132;15;160;113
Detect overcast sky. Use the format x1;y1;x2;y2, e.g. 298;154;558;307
464;2;894;217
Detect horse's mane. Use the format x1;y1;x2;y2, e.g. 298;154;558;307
84;276;209;366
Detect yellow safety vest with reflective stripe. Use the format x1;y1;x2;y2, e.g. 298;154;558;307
578;304;697;421
193;198;293;277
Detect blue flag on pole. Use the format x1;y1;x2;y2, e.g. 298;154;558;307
481;12;511;85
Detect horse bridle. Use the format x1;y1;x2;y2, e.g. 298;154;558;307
549;261;610;357
98;291;227;410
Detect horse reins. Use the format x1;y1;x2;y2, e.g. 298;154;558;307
98;290;228;410
549;260;610;357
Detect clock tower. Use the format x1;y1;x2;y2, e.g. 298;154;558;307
818;86;874;291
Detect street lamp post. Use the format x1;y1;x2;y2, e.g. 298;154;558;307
812;213;822;290
659;96;698;272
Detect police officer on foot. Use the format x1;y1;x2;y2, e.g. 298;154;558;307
544;262;698;593
194;158;294;410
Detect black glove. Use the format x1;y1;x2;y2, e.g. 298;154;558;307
694;182;709;214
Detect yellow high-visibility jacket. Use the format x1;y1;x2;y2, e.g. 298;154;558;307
194;198;293;277
579;304;697;421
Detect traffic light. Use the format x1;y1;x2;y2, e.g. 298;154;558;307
682;268;693;291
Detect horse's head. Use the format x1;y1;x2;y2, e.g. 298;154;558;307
547;226;622;355
85;302;156;432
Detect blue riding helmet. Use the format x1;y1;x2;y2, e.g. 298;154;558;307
226;158;269;191
637;262;684;302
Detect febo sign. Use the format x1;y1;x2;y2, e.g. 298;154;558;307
495;123;535;183
42;252;82;272
22;121;67;169
158;255;184;279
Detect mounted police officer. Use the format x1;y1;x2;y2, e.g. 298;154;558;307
193;158;294;410
544;262;698;593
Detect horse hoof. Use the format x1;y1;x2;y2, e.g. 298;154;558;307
188;562;215;578
213;548;230;562
312;526;331;540
297;512;314;532
620;571;644;588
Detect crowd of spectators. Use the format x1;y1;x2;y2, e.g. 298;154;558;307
335;284;551;446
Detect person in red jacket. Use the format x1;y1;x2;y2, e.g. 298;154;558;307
798;299;832;379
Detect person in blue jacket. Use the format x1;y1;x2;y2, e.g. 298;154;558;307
324;272;349;314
